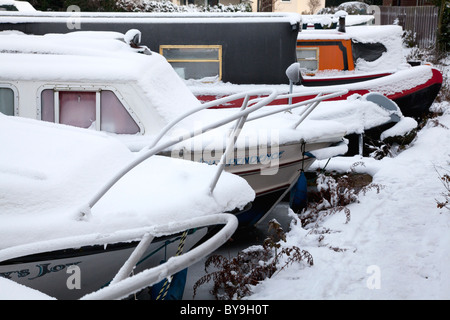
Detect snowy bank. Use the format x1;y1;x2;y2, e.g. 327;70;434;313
248;101;450;300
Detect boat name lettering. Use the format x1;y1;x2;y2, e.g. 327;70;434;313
200;151;285;166
0;261;82;281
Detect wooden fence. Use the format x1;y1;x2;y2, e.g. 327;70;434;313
379;6;440;48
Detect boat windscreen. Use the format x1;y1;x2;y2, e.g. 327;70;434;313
351;41;387;63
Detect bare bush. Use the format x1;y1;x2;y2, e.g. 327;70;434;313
435;165;450;211
299;170;383;229
193;220;313;300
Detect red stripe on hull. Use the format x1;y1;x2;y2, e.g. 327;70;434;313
196;68;443;111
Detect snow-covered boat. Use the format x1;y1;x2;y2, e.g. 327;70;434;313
0;30;351;226
195;24;442;118
0;109;255;299
195;64;442;119
295;24;443;117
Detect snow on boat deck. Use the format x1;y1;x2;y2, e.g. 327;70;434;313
0;114;254;249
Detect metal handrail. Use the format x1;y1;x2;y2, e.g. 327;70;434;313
208;93;252;194
245;89;349;126
81;88;348;217
0;213;239;300
109;232;155;286
80;213;238;300
145;88;280;150
81;89;279;216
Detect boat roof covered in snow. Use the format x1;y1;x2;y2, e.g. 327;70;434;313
0;10;301;24
297;25;407;74
0;11;301;85
0;30;352;150
0;30;201;135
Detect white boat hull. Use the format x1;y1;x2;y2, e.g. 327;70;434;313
169;140;337;226
0;228;207;300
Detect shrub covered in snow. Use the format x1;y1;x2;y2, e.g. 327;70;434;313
317;1;370;15
115;0;252;13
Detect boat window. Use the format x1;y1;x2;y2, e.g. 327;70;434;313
100;90;140;134
351;41;387;62
296;48;319;72
41;89;55;122
160;45;222;81
0;5;19;11
40;89;140;134
0;87;14;116
60;91;97;129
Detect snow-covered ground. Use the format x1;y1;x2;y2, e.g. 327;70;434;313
244;60;450;300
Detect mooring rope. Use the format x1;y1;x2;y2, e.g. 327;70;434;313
156;230;189;300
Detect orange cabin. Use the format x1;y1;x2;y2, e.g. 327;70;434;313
296;38;355;74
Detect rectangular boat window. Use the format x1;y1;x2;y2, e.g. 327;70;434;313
40;88;140;134
296;48;319;72
59;91;96;129
0;4;19;11
160;45;222;81
0;88;14;116
41;89;55;122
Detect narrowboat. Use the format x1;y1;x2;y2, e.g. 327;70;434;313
0;10;300;85
193;22;442;118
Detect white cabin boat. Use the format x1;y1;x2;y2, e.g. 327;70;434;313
0;110;255;299
0;30;350;226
